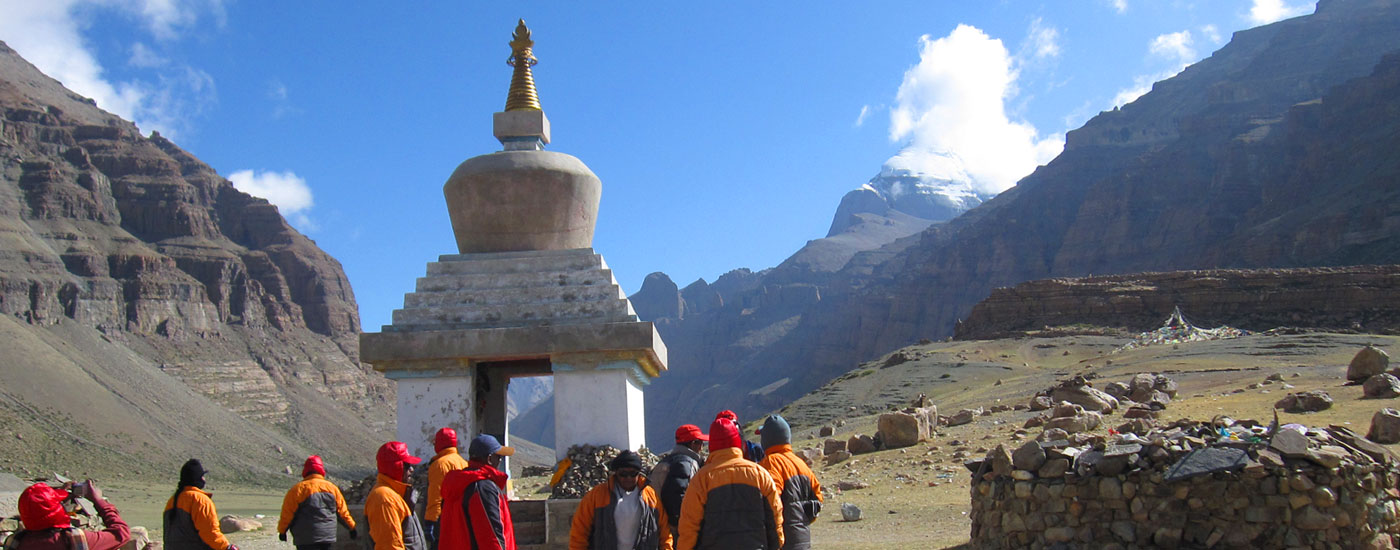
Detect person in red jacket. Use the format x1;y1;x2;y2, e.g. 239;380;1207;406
7;481;129;550
439;434;515;550
277;455;358;550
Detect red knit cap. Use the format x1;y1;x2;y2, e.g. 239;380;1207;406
709;418;742;453
716;410;738;422
19;483;72;531
435;427;458;452
302;455;326;478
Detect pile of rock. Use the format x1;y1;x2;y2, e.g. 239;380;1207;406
1102;373;1177;410
968;418;1400;549
1275;390;1334;413
549;445;658;499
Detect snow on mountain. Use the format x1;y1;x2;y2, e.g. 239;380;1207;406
827;149;993;237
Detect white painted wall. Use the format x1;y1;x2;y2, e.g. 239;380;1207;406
552;362;645;460
392;373;475;460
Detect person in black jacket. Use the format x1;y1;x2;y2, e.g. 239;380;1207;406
648;424;708;532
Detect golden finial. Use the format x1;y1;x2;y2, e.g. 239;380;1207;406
505;19;541;112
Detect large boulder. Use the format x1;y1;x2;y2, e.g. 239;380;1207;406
877;411;926;449
823;438;847;455
1349;346;1391;381
1029;395;1053;411
219;516;262;533
1044;411;1102;434
1275;390;1334;413
847;434;877;454
1367;408;1400;444
947;408;980;426
1049;377;1119;413
1364;374;1400;399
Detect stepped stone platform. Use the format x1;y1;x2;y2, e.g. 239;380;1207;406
362;248;666;372
361;247;666;461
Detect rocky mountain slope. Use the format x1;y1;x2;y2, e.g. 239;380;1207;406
954;265;1400;340
606;0;1400;448
0;41;391;482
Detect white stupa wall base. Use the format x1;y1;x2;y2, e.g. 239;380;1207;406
552;358;647;461
386;363;475;461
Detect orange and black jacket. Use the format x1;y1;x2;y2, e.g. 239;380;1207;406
759;445;823;550
366;474;427;550
277;474;356;545
676;447;783;550
426;447;469;523
163;487;232;550
569;474;673;550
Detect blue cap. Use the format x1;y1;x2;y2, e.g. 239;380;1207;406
467;434;515;459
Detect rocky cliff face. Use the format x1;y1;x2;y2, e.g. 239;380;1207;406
954;266;1400;340
0;41;391;480
616;0;1400;448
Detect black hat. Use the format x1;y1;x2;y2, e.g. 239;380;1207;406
179;458;207;489
609;450;644;472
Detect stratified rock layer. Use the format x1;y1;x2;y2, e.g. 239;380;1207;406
0;40;391;479
953;266;1400;340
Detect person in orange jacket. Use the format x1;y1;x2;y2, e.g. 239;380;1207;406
756;415;823;550
365;442;426;550
569;450;673;550
277;455;357;550
424;427;468;550
676;418;783;550
164;459;237;550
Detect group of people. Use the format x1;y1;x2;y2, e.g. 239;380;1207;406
2;410;821;550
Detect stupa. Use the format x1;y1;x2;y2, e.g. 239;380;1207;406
360;20;667;461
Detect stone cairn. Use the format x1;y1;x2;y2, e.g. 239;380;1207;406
968;417;1400;549
549;445;658;499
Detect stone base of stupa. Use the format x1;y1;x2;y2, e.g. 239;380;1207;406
360;248;665;460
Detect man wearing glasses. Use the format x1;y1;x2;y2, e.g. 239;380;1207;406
568;450;673;550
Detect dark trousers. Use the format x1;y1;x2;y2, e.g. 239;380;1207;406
297;544;333;550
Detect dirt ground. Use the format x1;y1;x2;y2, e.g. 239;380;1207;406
10;332;1394;550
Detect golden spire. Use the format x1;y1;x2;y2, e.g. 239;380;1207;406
505;19;541;112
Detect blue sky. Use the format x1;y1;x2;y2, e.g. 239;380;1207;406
2;0;1316;331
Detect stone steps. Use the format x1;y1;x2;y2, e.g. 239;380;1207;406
426;250;605;276
403;283;623;308
414;269;615;292
389;298;636;330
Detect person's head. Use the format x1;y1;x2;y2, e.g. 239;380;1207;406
302;455;326;478
179;458;207;490
467;434;515;468
376;441;422;482
675;424;709;453
18;483;72;531
716;410;738;424
434;427;458;453
708;417;742;454
758;414;792;450
609;450;645;491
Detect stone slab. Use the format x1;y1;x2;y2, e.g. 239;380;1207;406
361;321;668;374
1164;447;1249;482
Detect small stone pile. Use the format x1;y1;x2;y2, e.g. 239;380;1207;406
968;417;1400;549
549;445;658;499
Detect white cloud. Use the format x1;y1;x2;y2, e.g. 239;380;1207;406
229;170;316;230
854;104;872;127
1021;18;1062;61
1109;0;1128;14
1248;0;1314;25
1149;31;1196;64
889;25;1064;195
267;79;299;119
1200;24;1223;45
0;0;218;138
129;42;166;68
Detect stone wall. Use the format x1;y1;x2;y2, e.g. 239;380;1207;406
968;425;1400;549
